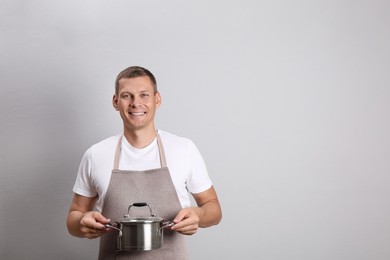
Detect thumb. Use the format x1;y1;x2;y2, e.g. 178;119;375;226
93;212;111;224
173;210;188;223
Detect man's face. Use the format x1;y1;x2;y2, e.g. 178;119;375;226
113;76;161;132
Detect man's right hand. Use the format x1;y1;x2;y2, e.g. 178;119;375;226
67;194;111;239
79;211;111;239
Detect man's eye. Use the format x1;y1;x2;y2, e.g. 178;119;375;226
121;94;129;99
141;93;149;98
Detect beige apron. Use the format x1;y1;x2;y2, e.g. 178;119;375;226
98;133;188;260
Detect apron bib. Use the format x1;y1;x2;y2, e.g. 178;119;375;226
98;133;188;260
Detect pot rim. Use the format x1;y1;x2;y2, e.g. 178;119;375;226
117;216;164;224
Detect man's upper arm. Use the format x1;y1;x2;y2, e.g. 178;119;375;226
191;186;219;207
69;193;97;213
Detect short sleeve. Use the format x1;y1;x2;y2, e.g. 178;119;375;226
186;141;213;194
73;148;98;198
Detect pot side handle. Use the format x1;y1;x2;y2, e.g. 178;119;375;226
105;223;123;237
161;221;175;229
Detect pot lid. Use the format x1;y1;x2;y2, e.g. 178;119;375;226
118;216;164;223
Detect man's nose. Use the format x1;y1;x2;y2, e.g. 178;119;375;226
130;96;140;107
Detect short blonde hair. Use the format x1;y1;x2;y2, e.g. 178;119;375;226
115;66;157;95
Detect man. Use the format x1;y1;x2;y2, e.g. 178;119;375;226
66;66;222;259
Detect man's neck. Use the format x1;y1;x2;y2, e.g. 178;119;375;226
123;128;157;148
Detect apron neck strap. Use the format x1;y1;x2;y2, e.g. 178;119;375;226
113;132;167;169
113;137;122;170
156;132;167;168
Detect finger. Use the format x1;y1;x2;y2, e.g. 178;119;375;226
85;227;107;239
172;217;197;229
173;209;192;223
93;213;111;225
81;214;110;230
173;222;198;233
177;227;198;235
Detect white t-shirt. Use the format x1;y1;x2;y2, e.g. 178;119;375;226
73;130;212;211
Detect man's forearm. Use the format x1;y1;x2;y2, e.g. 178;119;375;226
195;199;222;227
67;210;85;237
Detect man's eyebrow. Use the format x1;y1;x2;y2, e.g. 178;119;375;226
120;89;151;94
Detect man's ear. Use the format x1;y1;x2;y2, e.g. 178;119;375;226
155;92;162;108
112;95;119;110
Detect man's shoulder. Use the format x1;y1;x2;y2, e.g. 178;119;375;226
157;130;197;154
89;134;121;153
158;130;192;145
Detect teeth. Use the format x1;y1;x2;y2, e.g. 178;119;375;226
130;112;145;116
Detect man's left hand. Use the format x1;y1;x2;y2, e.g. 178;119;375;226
171;207;200;235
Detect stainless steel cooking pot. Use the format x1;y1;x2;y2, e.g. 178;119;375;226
106;203;174;251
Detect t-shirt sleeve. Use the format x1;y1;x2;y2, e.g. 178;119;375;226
186;140;213;194
73;148;98;198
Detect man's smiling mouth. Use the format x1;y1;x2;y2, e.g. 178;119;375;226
129;112;146;116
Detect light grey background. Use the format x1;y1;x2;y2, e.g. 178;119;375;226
1;0;390;259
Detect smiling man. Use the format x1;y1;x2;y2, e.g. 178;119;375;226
66;66;222;259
